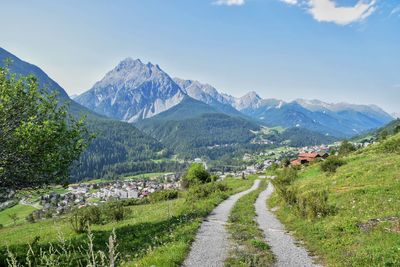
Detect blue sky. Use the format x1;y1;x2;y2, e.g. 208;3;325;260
0;0;399;112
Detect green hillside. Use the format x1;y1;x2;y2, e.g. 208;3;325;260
269;132;400;266
137;97;262;159
352;118;400;142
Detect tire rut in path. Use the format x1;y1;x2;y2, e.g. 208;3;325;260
183;179;261;267
255;183;322;267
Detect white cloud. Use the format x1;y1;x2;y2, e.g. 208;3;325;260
390;5;400;16
278;0;376;25
307;0;376;25
213;0;246;6
280;0;298;5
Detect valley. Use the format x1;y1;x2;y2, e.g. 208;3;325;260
1;46;399;267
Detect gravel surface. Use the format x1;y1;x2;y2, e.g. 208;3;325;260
255;183;322;267
183;179;261;267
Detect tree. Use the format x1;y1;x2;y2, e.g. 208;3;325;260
181;163;211;188
338;140;356;156
0;63;90;190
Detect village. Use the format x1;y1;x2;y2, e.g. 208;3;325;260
27;173;181;220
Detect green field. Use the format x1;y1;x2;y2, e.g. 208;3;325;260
0;204;37;227
123;172;170;180
0;177;254;266
269;133;400;266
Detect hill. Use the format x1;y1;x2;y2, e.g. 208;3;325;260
0;47;174;181
136;97;261;159
352;118;400;142
269;132;400;266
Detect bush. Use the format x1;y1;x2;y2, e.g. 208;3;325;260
321;156;345;173
181;163;211;189
338;140;356;156
272;168;298;205
149;190;179;203
186;182;229;202
69;211;88;233
297;189;333;219
104;202;126;222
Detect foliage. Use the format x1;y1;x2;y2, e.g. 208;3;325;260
69;203;127;233
226;179;274;266
181;163;211;188
149;190;179;203
338;140;356;156
272;168;298;205
6;228;118;267
186;182;229;202
320;156;345;173
0;64;90;189
297;190;333;219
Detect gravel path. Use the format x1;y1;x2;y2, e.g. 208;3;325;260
183;179;261;267
255;183;322;267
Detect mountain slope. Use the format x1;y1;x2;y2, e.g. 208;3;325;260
0;48;171;181
235;96;393;138
271;132;400;266
75;58;185;122
173;78;244;117
136;97;261;159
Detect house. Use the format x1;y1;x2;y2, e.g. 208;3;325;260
291;152;329;166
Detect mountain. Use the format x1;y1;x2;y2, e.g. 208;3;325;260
392;113;400;119
352;118;400;142
0;48;176;181
75;58;185;122
136;97;261;159
173;78;244;117
0;47;69;100
263;127;338;147
226;95;393;138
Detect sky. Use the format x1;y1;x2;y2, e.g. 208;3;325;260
0;0;399;113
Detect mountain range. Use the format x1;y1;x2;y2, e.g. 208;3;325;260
75;58;393;138
1;47;395;179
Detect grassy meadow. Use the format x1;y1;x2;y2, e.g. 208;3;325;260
0;177;254;266
269;133;400;266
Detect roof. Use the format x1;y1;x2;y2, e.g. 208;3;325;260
299;152;320;159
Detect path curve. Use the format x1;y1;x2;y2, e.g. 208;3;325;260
255;183;322;267
183;179;261;267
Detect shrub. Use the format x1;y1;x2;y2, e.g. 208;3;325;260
272;168;298;205
186;182;228;202
297;189;333;219
181;163;211;188
149;190;179;203
104;202;126;222
69;211;88;233
338;140;356;156
321;156;345;173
